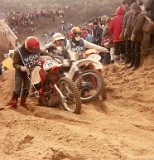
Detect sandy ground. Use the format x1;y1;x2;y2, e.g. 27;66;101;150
0;47;154;160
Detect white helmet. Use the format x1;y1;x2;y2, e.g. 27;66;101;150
52;33;65;42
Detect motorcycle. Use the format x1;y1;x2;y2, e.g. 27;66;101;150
63;49;106;103
31;56;82;114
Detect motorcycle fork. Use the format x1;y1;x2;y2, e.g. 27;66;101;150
48;73;65;100
54;84;65;99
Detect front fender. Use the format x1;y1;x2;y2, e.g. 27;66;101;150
66;59;103;79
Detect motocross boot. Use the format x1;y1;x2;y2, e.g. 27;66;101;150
20;95;27;107
10;98;18;109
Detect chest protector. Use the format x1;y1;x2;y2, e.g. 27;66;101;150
17;47;40;66
69;39;85;53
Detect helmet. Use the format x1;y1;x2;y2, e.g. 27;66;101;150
70;26;81;38
52;33;65;42
70;26;81;34
25;36;40;54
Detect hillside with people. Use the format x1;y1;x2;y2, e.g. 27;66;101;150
0;0;154;160
0;0;122;61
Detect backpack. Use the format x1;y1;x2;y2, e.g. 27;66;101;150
142;15;154;34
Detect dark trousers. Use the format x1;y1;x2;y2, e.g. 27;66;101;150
125;40;131;63
0;67;2;75
150;33;154;46
114;41;125;62
114;41;125;56
131;41;141;68
13;70;31;98
100;52;111;65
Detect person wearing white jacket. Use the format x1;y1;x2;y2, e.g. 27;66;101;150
66;26;108;61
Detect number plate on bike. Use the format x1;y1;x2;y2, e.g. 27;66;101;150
43;60;60;71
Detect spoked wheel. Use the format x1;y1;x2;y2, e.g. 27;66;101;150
58;77;81;114
75;70;104;103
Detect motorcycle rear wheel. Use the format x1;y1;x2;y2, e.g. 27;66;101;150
58;77;81;114
75;70;105;103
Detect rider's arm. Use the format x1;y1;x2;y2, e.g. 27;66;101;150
40;50;51;56
83;39;108;52
42;42;54;52
41;42;57;58
12;50;24;70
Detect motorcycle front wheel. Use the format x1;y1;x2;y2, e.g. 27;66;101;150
58;77;81;114
75;70;104;103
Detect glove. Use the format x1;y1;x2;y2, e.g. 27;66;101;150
20;66;28;72
131;34;136;41
101;49;109;54
63;59;70;67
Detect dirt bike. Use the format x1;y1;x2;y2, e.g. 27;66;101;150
31;56;81;114
63;49;106;103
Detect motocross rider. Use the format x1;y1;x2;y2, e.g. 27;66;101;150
42;32;69;59
66;26;109;61
10;36;42;108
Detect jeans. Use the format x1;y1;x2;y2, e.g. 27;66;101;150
13;70;31;98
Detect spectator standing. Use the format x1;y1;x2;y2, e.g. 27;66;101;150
127;2;145;70
110;6;125;63
90;21;103;46
145;0;154;47
81;28;93;43
102;17;114;64
121;0;136;64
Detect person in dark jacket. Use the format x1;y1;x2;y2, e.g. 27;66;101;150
10;36;41;108
90;21;103;46
121;0;137;64
127;2;145;70
145;0;154;21
145;0;154;46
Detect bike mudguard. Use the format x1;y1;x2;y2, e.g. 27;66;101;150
31;56;53;85
31;66;41;85
66;59;103;79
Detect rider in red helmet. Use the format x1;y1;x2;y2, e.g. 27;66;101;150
25;36;40;54
10;36;41;108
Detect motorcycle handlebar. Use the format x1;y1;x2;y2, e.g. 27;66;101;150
97;50;110;55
